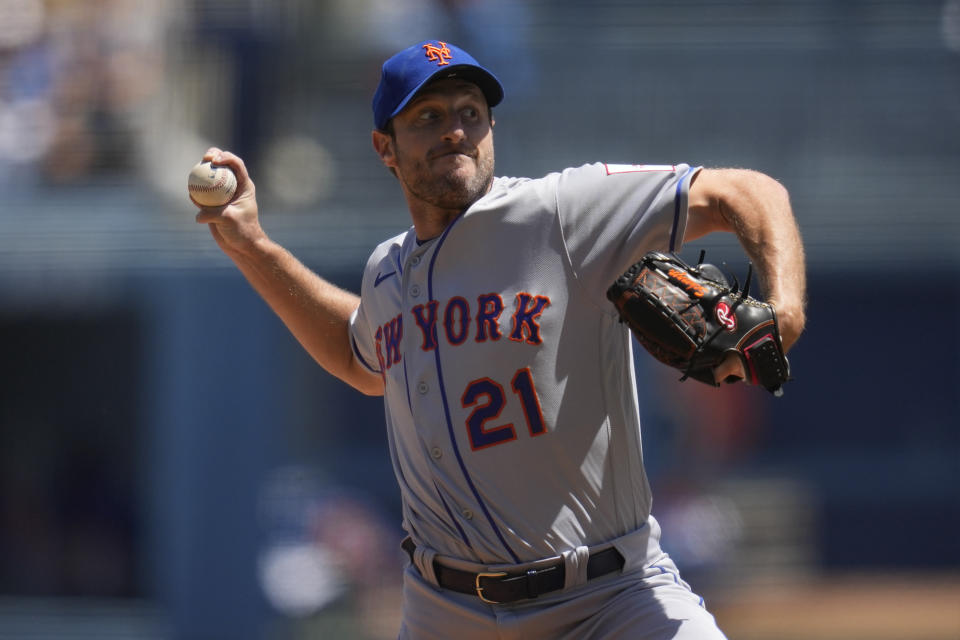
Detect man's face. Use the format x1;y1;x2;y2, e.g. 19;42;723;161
379;79;495;211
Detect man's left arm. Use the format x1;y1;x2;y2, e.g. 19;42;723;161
684;168;807;352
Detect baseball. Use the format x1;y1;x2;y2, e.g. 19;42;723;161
188;161;237;207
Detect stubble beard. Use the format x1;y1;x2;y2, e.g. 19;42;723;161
398;147;495;212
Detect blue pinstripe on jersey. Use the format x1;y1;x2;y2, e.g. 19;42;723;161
426;209;521;564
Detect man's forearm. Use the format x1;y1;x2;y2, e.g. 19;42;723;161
688;168;807;351
717;171;807;350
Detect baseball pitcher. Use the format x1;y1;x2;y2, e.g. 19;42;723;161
194;39;806;639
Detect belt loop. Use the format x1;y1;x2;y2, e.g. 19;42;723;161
413;545;440;587
561;545;590;590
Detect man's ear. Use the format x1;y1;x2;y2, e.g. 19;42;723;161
371;129;396;169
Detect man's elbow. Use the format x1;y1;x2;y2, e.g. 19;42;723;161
347;366;385;397
356;379;386;397
734;169;791;206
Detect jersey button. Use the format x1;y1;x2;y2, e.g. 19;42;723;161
410;255;421;267
462;509;474;520
430;447;442;459
417;381;429;395
410;284;422;297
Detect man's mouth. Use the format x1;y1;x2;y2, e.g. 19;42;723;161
431;148;474;161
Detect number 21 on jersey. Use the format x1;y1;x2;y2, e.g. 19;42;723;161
461;367;547;450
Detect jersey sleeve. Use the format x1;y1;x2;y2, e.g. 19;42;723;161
556;162;700;305
347;230;411;376
348;249;388;377
349;301;381;376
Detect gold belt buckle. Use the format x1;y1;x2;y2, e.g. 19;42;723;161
475;571;508;604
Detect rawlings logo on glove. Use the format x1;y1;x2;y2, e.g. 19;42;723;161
606;251;791;396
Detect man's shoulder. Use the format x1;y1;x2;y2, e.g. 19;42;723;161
376;227;413;251
493;163;610;188
363;227;412;270
485;163;608;204
487;171;565;200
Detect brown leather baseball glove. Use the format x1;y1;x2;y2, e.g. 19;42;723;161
607;251;791;396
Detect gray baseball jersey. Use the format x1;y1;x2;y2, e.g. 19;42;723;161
350;162;699;566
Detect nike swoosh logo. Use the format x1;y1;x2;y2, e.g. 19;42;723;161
374;271;397;287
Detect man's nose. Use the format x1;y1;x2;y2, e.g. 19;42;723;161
441;114;467;141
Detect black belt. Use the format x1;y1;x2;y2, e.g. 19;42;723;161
401;537;624;605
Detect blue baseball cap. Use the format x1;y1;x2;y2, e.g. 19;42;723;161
372;40;504;130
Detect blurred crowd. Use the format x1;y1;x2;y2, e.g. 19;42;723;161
0;0;167;185
0;2;956;638
0;0;532;199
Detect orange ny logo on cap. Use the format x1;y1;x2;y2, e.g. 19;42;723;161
422;41;452;66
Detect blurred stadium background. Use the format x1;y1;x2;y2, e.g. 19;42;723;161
0;0;958;638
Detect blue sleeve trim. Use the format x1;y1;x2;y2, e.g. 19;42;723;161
669;166;694;252
351;336;380;374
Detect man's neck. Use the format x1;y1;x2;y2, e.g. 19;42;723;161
409;203;463;243
405;182;494;242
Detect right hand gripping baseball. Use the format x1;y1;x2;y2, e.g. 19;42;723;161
193;148;267;257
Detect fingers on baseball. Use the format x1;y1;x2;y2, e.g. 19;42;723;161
202;148;248;180
193;148;253;216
